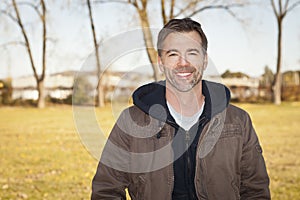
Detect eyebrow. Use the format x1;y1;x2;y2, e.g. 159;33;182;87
187;48;201;53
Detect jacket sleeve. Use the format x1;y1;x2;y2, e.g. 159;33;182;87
91;162;128;200
240;112;270;199
91;111;130;200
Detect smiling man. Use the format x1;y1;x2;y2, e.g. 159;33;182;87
91;18;270;200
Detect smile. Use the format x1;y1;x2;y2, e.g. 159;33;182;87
176;72;192;78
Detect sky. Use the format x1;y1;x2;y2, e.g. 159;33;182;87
0;0;299;79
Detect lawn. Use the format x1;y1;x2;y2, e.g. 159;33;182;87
0;102;299;199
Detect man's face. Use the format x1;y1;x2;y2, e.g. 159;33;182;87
158;31;207;92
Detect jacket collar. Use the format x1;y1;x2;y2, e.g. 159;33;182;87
132;80;230;123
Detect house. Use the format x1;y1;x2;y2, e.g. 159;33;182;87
12;75;38;100
217;70;260;101
12;71;75;100
11;70;153;102
221;76;260;100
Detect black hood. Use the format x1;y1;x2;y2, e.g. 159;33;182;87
132;80;230;123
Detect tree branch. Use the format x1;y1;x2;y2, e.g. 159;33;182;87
283;0;289;12
17;1;43;19
173;0;198;18
12;0;39;82
141;0;147;9
40;0;47;81
185;4;245;18
161;0;167;25
271;0;280;18
94;0;130;5
286;0;300;13
131;0;138;8
169;0;175;20
93;0;138;9
279;0;283;15
0;9;18;23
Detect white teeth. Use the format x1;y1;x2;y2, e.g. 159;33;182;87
177;72;191;77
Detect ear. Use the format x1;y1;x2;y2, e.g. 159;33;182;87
158;55;165;72
203;53;208;70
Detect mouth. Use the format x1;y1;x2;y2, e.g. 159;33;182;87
176;72;192;78
174;67;194;78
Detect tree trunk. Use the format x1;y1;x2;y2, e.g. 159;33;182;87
87;0;105;107
37;80;45;108
12;0;47;108
97;78;105;107
41;0;47;82
161;0;167;25
138;9;161;81
272;17;283;105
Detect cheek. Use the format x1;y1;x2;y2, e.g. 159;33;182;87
162;55;180;68
194;60;206;70
160;61;174;71
190;57;202;66
163;67;174;77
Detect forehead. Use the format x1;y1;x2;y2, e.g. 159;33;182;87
162;31;203;51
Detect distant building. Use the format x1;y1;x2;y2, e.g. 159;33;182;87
11;70;153;102
12;75;38;100
219;70;260;101
221;77;259;101
258;70;300;101
281;71;300;101
282;71;300;86
12;71;74;100
15;69;299;103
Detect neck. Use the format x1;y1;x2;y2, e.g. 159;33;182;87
166;81;204;117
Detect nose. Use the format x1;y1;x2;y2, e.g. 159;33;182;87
178;55;189;67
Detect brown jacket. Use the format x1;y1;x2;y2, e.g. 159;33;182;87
92;81;270;200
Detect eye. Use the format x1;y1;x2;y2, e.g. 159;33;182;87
188;52;198;56
167;52;179;57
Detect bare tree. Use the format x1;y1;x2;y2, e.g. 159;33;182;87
95;0;246;81
87;0;105;107
131;0;161;81
96;0;160;80
161;0;175;25
1;0;48;108
160;0;245;25
270;0;300;105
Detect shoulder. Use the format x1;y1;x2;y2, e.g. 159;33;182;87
118;105;152;126
225;104;253;127
226;104;248;116
122;105;149;119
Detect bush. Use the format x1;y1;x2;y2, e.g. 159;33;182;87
0;78;13;105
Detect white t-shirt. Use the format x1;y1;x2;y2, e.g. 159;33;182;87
167;101;205;131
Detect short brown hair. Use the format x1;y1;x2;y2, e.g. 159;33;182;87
157;18;208;56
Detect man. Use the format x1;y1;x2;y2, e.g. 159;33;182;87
92;18;270;200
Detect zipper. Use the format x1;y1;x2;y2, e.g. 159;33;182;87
185;129;191;183
185;130;191;145
185;130;193;199
186;116;206;182
169;173;175;199
166;116;208;200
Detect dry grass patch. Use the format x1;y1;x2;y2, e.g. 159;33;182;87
0;102;299;199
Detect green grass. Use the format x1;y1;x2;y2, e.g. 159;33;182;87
0;102;299;199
